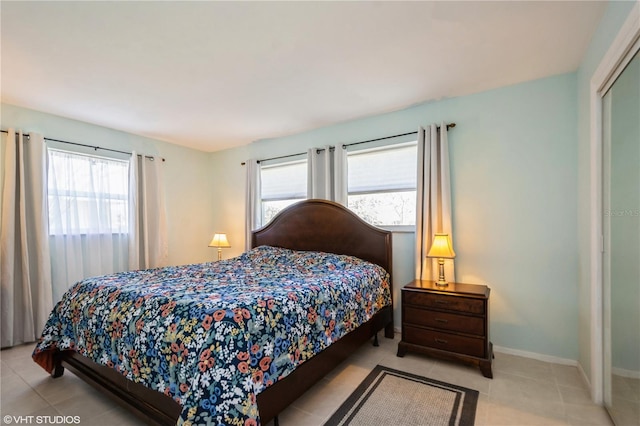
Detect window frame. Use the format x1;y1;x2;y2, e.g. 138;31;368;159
346;141;417;232
259;155;308;226
47;147;131;236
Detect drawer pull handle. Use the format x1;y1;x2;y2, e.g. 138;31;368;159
435;300;449;305
435;338;448;344
435;318;449;324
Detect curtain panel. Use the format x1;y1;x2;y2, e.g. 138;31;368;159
245;159;261;251
333;145;348;206
307;146;332;199
307;145;348;205
1;129;53;348
129;153;168;270
415;123;455;282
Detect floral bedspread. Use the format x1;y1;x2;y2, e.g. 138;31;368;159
33;246;391;426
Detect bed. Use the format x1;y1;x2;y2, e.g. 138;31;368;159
32;199;394;425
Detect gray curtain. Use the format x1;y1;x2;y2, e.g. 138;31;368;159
245;159;261;250
1;129;53;347
128;152;168;270
415;123;455;281
307;145;348;205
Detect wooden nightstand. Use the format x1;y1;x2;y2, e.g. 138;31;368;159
397;280;493;378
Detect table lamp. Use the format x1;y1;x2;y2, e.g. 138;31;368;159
209;233;231;261
426;233;456;287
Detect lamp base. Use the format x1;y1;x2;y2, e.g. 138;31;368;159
436;258;448;287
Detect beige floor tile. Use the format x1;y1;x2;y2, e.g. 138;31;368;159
607;396;640;426
489;372;566;420
428;358;492;395
0;343;36;360
486;401;569;426
322;361;373;388
1;360;16;378
552;363;586;389
1;373;30;398
291;378;354;420
493;352;556;383
628;377;640;396
1;387;52;417
52;387;118;422
559;384;595;405
565;402;613;425
490;370;562;402
473;393;491;426
0;337;620;426
379;351;436;377
3;355;50;382
31;373;94;405
265;405;325;426
615;376;640;402
89;406;147;426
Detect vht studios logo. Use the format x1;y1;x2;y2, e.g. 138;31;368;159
3;415;81;424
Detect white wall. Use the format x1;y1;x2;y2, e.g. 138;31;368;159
211;72;580;360
1;103;216;267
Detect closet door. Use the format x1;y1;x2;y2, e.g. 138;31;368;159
602;50;639;426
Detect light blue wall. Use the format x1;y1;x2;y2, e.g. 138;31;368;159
211;73;580;360
1;103;216;267
575;0;637;384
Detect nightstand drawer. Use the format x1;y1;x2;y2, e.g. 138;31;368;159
403;325;485;358
403;291;485;315
404;306;485;336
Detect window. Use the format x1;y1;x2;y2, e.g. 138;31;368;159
48;149;129;235
260;159;307;225
347;142;417;226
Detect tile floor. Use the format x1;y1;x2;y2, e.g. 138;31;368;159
610;374;640;426
0;335;618;426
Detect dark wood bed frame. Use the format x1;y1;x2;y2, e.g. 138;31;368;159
50;199;394;425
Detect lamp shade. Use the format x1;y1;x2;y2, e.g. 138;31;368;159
426;233;455;259
208;233;231;248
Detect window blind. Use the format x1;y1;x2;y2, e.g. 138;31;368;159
261;160;307;201
348;144;417;194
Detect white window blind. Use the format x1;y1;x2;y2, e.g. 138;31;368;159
347;143;417;226
48;149;129;235
261;160;307;200
260;159;307;224
348;144;417;193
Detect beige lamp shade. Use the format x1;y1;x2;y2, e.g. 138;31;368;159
426;233;455;287
426;233;456;259
208;233;231;248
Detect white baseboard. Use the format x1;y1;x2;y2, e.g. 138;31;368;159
492;345;577;366
612;367;640;379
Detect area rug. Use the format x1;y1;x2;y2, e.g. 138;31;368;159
324;365;479;426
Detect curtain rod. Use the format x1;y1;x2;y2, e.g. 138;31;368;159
342;123;455;149
240;122;456;165
1;129;165;162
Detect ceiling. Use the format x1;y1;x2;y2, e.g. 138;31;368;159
1;1;606;152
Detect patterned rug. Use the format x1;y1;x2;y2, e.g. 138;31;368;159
324;365;479;426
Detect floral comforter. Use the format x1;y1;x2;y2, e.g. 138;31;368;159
33;246;391;426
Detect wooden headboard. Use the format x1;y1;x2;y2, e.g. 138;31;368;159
251;199;393;280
